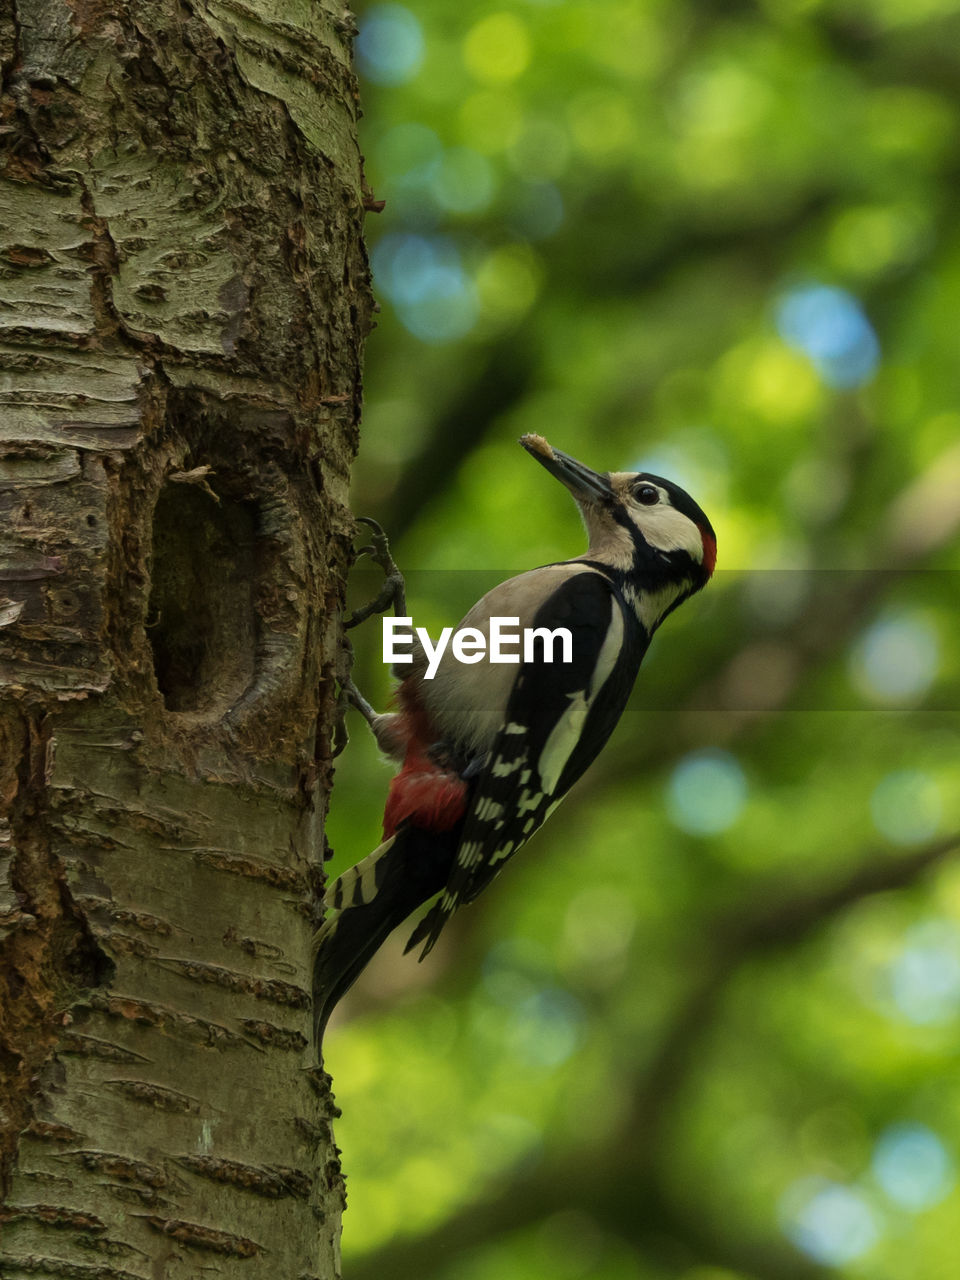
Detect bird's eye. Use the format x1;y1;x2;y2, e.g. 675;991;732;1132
635;484;659;505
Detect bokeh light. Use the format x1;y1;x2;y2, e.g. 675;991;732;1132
463;13;531;85
430;147;496;215
356;5;425;86
888;920;960;1025
780;1178;880;1265
828;203;930;278
667;750;748;835
507;988;583;1068
475;244;543;327
849;612;940;706
776;284;880;388
372;233;478;341
871;770;942;844
872;1124;954;1212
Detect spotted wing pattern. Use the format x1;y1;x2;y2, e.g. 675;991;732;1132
406;570;647;957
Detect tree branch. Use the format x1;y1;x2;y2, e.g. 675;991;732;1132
349;830;960;1280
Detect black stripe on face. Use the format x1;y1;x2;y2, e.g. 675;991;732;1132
607;475;715;586
611;504;655;570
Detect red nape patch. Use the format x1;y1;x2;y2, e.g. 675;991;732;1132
700;528;717;578
383;764;467;838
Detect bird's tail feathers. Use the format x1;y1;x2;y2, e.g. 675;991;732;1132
313;826;457;1051
323;835;397;910
402;895;455;960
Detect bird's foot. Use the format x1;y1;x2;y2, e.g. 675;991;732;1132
344;517;406;628
333;518;406;757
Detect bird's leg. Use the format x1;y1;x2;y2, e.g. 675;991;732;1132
344;517;406;629
334;660;405;759
341;673;379;726
333;518;407;758
331;635;363;759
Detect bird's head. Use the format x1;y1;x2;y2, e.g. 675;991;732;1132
520;434;716;626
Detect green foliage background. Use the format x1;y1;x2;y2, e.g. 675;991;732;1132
325;2;960;1276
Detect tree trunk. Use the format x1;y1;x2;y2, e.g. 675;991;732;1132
0;1;371;1275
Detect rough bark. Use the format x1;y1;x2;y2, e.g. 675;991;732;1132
0;0;372;1275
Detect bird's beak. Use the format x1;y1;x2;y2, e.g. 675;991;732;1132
520;435;613;503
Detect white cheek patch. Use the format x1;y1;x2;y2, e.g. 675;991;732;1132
631;499;704;561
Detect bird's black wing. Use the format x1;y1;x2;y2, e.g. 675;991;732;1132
406;568;647;957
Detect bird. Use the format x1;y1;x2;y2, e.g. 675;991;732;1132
313;434;716;1046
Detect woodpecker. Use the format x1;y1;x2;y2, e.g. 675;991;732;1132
314;435;716;1044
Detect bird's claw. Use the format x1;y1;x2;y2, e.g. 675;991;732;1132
335;519;405;755
344;517;406;628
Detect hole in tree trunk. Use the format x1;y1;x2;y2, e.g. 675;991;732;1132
148;483;257;714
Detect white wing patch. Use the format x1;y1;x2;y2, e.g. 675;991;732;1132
474;796;503;821
459;840;484;867
537;693;589;794
518;789;545;814
490;840;519;865
535;597;624;794
492;756;524;778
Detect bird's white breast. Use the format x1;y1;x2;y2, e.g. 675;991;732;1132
418;563;605;755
